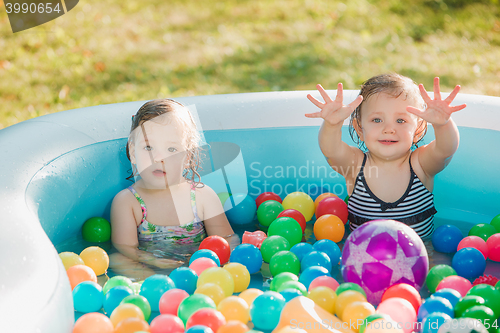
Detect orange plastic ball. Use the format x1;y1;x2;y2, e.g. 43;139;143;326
80;246;110;276
59;252;84;270
217;320;250;333
114;317;150;333
217;296;250;323
313;214;345;243
110;303;145;327
314;193;338;210
238;288;264;307
73;313;114;333
67;264;97;290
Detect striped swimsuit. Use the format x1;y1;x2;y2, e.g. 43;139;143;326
347;154;436;239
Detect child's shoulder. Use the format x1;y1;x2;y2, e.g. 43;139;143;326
112;187;136;206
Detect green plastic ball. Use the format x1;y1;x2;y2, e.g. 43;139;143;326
260;235;290;263
267;217;303;246
257;200;284;227
359;313;391;333
336;282;367;298
120;294;151;321
269;250;300;277
270;272;299;292
103;276;133;294
425;264;457;293
490;214;500;233
217;192;232;206
277;280;308;296
466;284;500;318
468;223;498;242
454;295;486;318
177;293;216;324
82;217;111;242
344;195;349;205
462;305;496;332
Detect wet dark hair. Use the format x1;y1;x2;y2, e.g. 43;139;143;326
348;73;428;151
126;99;203;186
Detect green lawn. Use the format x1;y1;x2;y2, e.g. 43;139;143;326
1;0;499;129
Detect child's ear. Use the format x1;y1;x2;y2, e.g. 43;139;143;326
353;118;364;141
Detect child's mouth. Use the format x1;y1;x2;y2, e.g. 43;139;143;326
379;140;398;145
153;169;166;177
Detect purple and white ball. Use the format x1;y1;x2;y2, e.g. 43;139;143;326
342;220;429;305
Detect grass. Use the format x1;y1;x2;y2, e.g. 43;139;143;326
1;0;500;129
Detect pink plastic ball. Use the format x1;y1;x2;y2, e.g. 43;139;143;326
159;288;190;315
457;236;488;259
486;233;500;261
308;276;340;292
189;257;218;276
436;275;472;297
376;297;417;333
150;314;185;333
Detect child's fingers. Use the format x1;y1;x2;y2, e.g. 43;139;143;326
347;95;363;110
307;94;324;108
433;77;441;100
450;103;467;113
444;85;461;104
316;84;333;103
406;106;425;116
335;83;343;103
419;84;432;103
305;111;323;118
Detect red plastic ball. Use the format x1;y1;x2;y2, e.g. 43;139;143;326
486;233;500;262
380;283;422;314
255;192;282;208
457;236;488;259
277;209;307;233
186;308;226;332
315;197;348;224
199;236;231;265
150;314;185;333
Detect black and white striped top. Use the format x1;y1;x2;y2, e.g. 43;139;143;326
347;154;437;239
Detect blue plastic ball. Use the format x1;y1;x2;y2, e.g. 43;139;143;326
421;312;452;333
451;247;486;280
300;251;331;273
417;296;454;322
432;224;463;253
103;285;134;314
290;242;313;262
223;193;257;225
298;266;330;290
189;249;221;267
279;288;303;302
169;267;198;294
313;239;341;266
432;288;462;308
250;291;286;331
185;325;214;333
229;243;263;274
72;281;104;313
139;274;175;312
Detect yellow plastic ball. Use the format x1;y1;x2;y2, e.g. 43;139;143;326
80;246;109;276
110;303;144;327
307;286;337;314
282;192;315;222
238;288;264;308
217;320;250;333
59;252;84;270
195;283;226;305
223;263;250;293
335;290;366;319
197;267;235;297
342;301;376;332
217;296;250;323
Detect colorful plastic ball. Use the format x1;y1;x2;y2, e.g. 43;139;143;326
315;196;348;224
103;276;133;294
257;200;284;227
217;296;250;323
159;288;189;315
217;320;250;333
73;281;104;313
417;296;454;322
313;239;341;266
189;257;218;276
177;294;217;325
314;193;338;211
82;217;111;243
426;265;457;293
73;312;114;333
197;267;235;297
299;266;330;290
260;235;291;263
282;192;315;222
308;276;339;292
381;283;421;314
268;217;303;246
114;317;150;333
241;230;267;248
436;275;472;297
336;282;367;298
103;286;134;315
269;250;300;277
431;224;463;253
223;262;250;292
486;233;500;261
433;288;462;308
223;193;257;226
270;272;299;292
457;236;488;259
342;301;376;331
277;209;307;233
451;248;486;280
277;281;308;296
313;214;344;242
217;192;232;206
189;249;221;267
300;250;331;273
249;291;286;331
436;318;489;333
110;303;145;327
150;314;185;333
79;246;109;276
238;288;264;307
120;294;151;322
307;286;338;314
279;288;304;302
290;242;313;262
199;235;231;265
255;192;282;208
453;295;485;318
139;274;175;312
377;297;417;333
195;283;226;305
335;290;366;318
462;306;496;329
490;214;500;232
363;318;404;333
67;264;98;290
466;284;500;317
169;267;198;294
185;325;214;333
421;312;452;333
358;313;391;333
229;243;263;274
186;308;226;332
59;252;84;270
468;223;497;241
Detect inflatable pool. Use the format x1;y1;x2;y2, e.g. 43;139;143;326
1;90;499;332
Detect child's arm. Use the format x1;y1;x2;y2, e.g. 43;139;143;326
305;83;364;178
407;77;466;177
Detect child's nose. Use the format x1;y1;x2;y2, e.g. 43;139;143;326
383;125;395;134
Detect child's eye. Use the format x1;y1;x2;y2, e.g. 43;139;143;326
168;147;177;153
397;119;406;124
144;145;153;151
372;118;382;123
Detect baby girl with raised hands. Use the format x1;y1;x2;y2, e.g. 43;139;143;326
110;99;238;279
305;74;466;239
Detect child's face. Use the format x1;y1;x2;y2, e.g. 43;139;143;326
129;114;187;188
357;93;421;160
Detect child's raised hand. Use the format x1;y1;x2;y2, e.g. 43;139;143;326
305;83;363;126
407;77;466;126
